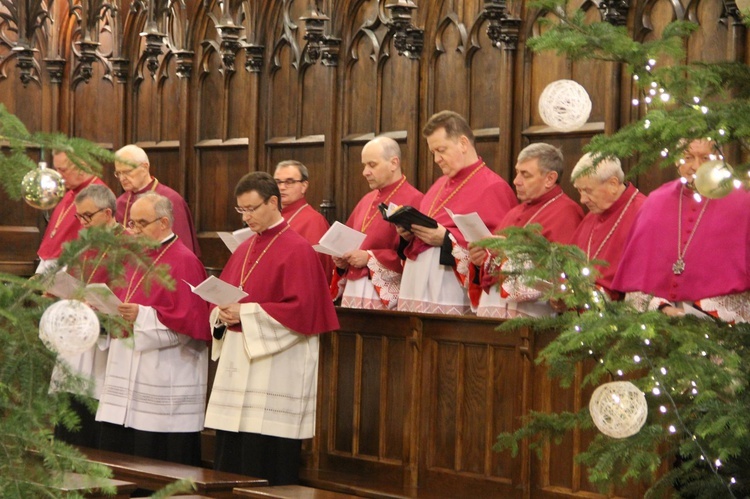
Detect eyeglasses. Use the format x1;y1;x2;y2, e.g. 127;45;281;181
114;167;140;179
75;208;107;224
234;201;266;214
127;218;163;230
274;178;305;186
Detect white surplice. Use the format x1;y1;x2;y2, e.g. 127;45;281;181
204;302;319;440
96;305;208;432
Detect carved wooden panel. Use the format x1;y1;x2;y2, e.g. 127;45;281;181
418;318;525;497
0;0;747;279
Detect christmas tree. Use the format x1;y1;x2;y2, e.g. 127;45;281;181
0;104;190;497
488;1;750;497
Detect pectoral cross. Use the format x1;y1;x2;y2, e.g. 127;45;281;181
672;259;685;275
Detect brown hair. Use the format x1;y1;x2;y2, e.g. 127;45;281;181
234;171;281;202
422;110;475;146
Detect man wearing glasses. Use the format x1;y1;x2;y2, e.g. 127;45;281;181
96;192;211;466
36;150;106;274
50;184;119;449
205;172;339;485
113;144;201;256
273;160;333;280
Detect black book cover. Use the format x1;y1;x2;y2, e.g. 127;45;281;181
378;203;438;231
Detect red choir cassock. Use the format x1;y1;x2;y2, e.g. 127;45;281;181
331;177;423;308
572;183;646;297
405;159;517;259
220;222;339;335
116;178;201;257
281;197;334;281
37;176;106;261
613;180;750;303
115;237;211;341
398;159;517;314
475;185;583;295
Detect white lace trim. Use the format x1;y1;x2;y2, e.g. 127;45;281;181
367;253;401;309
625;291;749;324
450;233;471;287
699;292;750;324
499;257;543;302
397;298;472;315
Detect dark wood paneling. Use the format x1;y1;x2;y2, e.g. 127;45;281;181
2;0;735;275
314;309;642;498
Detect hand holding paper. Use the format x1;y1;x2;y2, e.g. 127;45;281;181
186;275;248;306
313;221;367;258
445;208;491;243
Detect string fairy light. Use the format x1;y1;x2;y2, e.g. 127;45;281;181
634;346;739;496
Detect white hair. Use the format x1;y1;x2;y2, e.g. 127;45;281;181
571;152;624;183
115;144;150;168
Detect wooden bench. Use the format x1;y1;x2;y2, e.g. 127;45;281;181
76;446;268;498
53;472;138;498
234;485;360;498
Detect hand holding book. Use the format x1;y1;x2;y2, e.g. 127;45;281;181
378;203;438;232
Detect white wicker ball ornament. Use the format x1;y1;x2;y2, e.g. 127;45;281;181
538;79;592;132
39;300;100;356
589;381;648;439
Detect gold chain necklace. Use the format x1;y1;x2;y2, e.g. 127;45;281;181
586;189;639;260
427;162;485;217
523;192;562;228
673;187;710;275
239;226;289;289
361;176;406;232
83;249;109;284
50;201;75;239
123;235;177;302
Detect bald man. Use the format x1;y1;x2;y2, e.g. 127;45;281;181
113;144;201;256
331;136;423;309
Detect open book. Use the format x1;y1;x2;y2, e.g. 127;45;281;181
186;275;248;306
46;271;122;316
378;203;437;231
217;227;255;253
312;221;367;258
445;208;491;243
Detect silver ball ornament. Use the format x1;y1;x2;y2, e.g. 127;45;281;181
39;300;100;356
694;159;734;199
21;162;66;210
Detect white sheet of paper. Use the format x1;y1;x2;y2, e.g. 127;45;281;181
46;271;84;300
312;221;367;258
186;275;248;306
445;208;492;243
217;227;255;253
83;283;122;316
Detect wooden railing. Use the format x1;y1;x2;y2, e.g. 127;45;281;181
303;308;644;498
